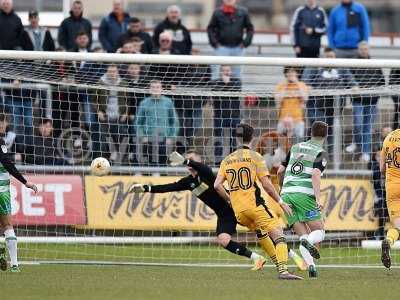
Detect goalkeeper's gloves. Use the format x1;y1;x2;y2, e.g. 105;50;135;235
169;151;186;166
129;184;149;193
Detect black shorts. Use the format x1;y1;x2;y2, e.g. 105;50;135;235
216;211;237;236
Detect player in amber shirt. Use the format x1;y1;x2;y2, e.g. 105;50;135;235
214;123;302;280
275;67;309;141
380;129;400;268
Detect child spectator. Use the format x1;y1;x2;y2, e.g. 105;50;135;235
58;0;92;51
135;80;179;165
153;5;192;55
275;67;309;141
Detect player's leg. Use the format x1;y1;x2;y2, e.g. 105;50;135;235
254;205;302;279
0;191;19;272
223;214;266;270
293;222;318;277
382;216;400;269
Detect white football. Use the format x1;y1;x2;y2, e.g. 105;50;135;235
90;157;111;176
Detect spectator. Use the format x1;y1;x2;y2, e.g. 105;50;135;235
149;31;181;88
117;37;143;54
371;126;391;239
22;11;55;51
302;47;357;154
95;64;128;162
120;63;146;162
290;0;327;58
0;0;23;50
389;68;400;130
153;5;192;55
328;0;370;58
274;67;309;142
58;0;92;51
116;17;153;53
2;77;36;146
24;119;63;165
50;47;79;138
207;0;254;79
346;42;385;163
99;0;130;53
135;80;179;165
210;65;241;164
180;48;211;142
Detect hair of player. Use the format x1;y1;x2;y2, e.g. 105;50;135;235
236;123;254;144
311;121;328;138
283;66;298;75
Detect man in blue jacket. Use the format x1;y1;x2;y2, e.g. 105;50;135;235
328;0;370;58
99;0;130;53
290;0;328;58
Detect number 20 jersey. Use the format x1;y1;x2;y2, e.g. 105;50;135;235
218;147;270;214
382;129;400;189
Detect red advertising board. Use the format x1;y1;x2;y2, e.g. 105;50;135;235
10;175;86;225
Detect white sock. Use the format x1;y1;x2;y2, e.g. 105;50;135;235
4;228;18;266
288;249;296;259
307;230;325;245
299;234;314;267
250;252;261;260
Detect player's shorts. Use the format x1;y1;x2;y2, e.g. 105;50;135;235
386;186;400;221
216;212;237;236
0;191;11;215
282;193;321;227
235;204;280;236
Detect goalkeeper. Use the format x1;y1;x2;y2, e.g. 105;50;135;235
130;150;267;270
0;139;37;272
277;121;329;278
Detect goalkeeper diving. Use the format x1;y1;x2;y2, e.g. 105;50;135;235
0;139;38;272
130;150;267;270
277;121;329;278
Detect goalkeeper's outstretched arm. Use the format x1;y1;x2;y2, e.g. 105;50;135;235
130;178;189;194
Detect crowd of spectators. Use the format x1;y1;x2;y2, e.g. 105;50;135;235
0;0;395;176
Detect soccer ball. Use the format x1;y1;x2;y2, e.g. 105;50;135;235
90;157;111;176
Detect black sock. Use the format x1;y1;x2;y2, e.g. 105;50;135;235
225;240;252;258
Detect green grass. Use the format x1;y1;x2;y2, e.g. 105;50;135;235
1;243;399;299
2;265;400;300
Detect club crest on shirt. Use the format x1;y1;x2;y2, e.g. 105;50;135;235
1;145;7;153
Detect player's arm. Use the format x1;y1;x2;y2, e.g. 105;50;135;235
130;178;189;194
169;151;216;181
312;151;329;209
213;173;230;203
0;146;37;193
256;155;292;216
277;150;291;188
379;148;386;176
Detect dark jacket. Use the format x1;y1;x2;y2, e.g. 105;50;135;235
207;5;254;48
116;30;153;53
328;1;370;49
120;76;147;116
99;12;130;52
210;78;242;119
25;134;62;165
352;56;385;105
58;12;92;50
21;26;55;51
153;18;192;55
0;9;23;50
291;5;327;49
389;68;400;87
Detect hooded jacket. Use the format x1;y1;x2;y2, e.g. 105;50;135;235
153;18;192;55
58;11;92;50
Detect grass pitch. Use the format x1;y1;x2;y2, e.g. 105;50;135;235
1;244;399;300
1;265;400;300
